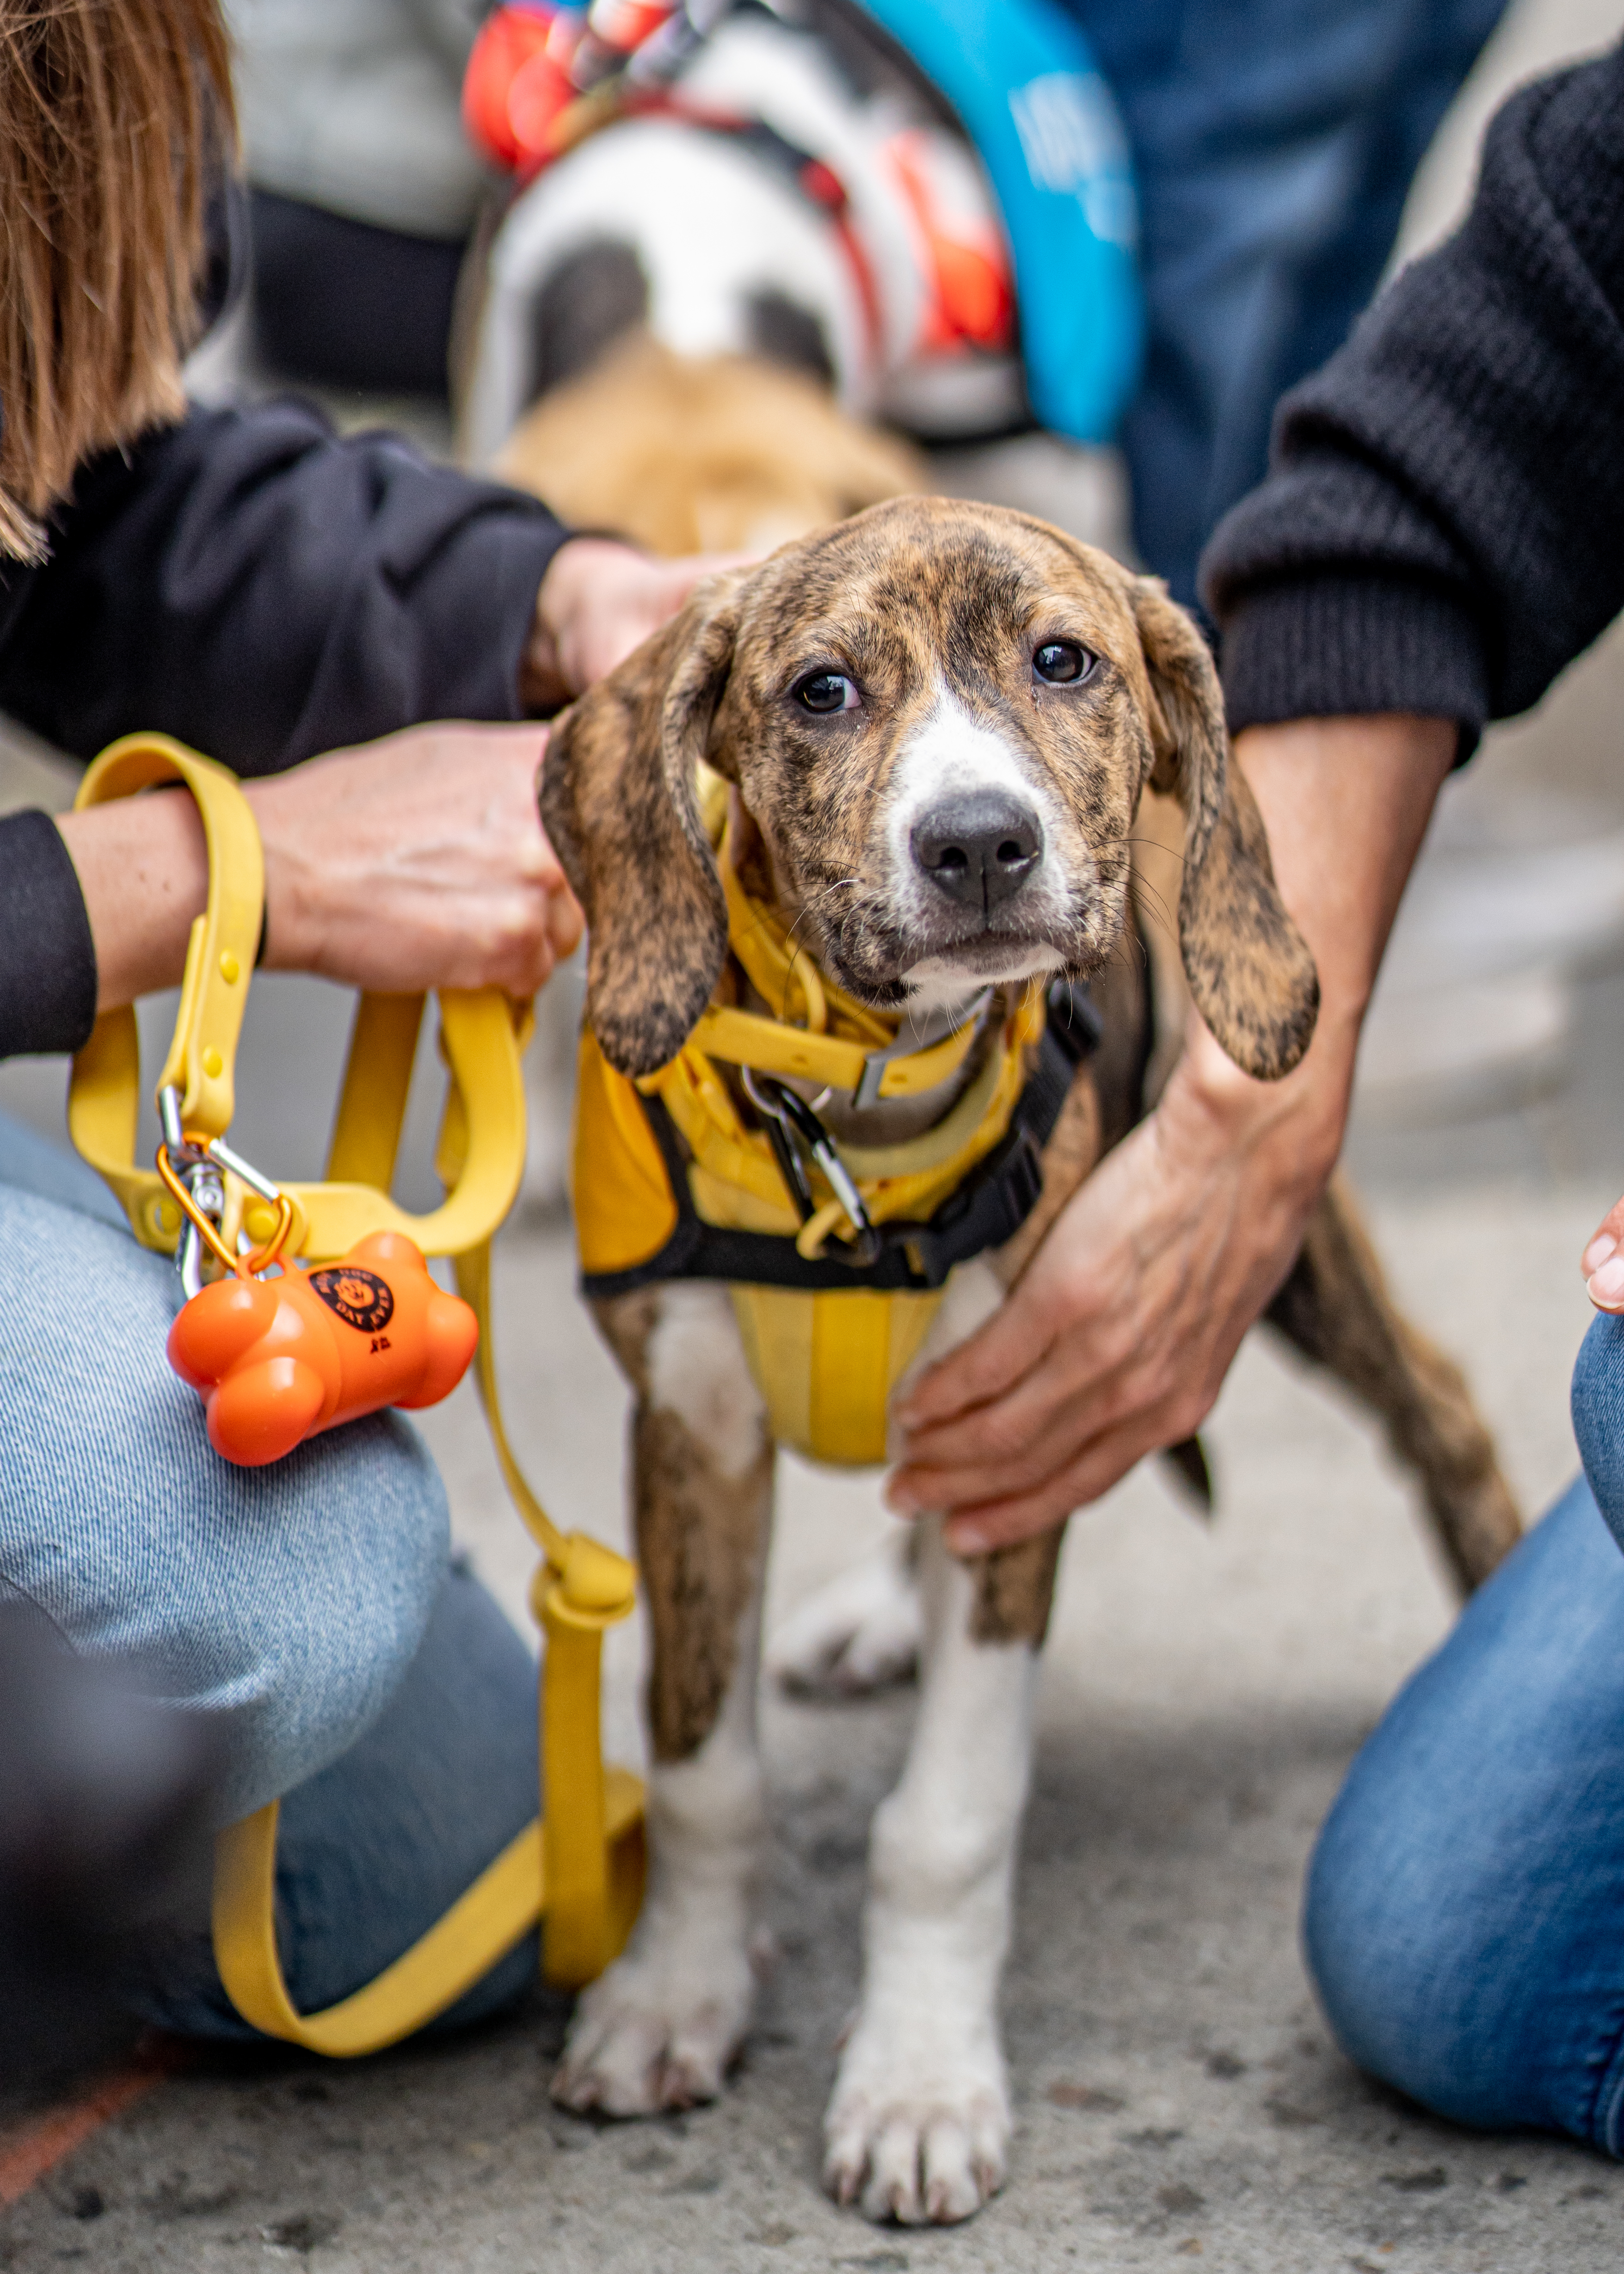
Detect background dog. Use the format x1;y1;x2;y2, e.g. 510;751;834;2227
538;497;1521;2225
459;0;1029;431
458;0;1031;551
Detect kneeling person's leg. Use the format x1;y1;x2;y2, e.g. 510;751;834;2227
136;1557;541;2038
0;1176;448;1822
1305;1477;1624;2151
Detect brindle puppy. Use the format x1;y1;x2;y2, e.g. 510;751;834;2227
539;497;1519;2225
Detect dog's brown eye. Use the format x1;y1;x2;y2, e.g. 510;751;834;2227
1033;641;1093;684
795;672;859;714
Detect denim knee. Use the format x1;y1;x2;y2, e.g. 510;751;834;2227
0;1186;449;1821
1572;1310;1624;1555
1304;1757;1520;2131
1304;1480;1624;2150
132;1559;541;2042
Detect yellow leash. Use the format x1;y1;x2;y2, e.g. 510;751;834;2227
69;734;644;2051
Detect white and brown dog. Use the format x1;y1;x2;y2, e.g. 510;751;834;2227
539;496;1519;2224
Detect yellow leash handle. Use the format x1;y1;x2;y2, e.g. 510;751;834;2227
211;1255;646;2043
68;739;265;1246
453;1239;646;1986
65;734;645;2046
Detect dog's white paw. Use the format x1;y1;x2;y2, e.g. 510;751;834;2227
766;1533;922;1697
822;2030;1010;2225
552;1936;756;2116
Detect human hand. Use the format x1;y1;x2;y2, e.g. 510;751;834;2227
1583;1201;1624;1310
883;712;1458;1555
522;536;751;706
886;1019;1350;1550
60;722;582;1011
246;722;581;994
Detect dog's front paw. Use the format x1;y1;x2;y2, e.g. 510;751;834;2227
552;1936;757;2116
822;2031;1010;2225
766;1531;922;1697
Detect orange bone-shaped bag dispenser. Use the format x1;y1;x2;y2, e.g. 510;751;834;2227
168;1230;479;1465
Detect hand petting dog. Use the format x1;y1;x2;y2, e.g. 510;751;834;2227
523;536;755;710
888;713;1460;1553
59;538;724;1014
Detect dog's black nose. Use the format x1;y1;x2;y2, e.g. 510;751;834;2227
911;792;1043;912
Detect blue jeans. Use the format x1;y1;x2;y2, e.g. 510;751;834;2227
1304;1312;1624;2151
0;1110;539;2035
1063;0;1510;603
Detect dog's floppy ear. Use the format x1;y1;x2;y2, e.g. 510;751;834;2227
1133;578;1318;1081
540;575;741;1077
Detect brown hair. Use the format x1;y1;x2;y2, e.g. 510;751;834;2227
0;0;234;559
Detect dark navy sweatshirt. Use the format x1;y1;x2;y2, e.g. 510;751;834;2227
1202;41;1624;759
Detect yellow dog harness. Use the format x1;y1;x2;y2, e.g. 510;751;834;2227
69;735;643;2052
571;789;1098;1466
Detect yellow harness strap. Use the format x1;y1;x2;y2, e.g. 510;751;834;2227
688;819;990;1104
572;816;1045;1466
69;735;643;2051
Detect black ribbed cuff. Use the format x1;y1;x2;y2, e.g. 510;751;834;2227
0;809;97;1058
1218;573;1489;758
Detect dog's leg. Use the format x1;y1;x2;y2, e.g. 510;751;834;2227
1265;1173;1522;1591
765;1520;923;1696
823;1518;1042;2223
554;1283;774;2114
823;1261;1055;2225
766;1040;1115;1701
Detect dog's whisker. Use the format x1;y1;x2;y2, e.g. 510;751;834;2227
1130;881;1179;946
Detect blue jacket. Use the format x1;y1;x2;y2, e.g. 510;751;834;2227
861;0;1141;443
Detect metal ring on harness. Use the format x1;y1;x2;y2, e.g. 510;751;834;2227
740;1066;883;1265
67;732;645;2046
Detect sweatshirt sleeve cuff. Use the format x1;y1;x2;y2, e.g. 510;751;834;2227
0;810;98;1058
1218;573;1490;757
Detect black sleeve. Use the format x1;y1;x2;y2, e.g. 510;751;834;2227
0;396;574;1054
1199;42;1624;749
0;811;96;1058
0;398;573;774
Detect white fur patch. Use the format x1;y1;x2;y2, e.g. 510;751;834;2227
645;1283;767;1482
882;691;1070;1012
766;1524;923;1696
554;1612;768;2114
824;1518;1037;2223
463;120;867;462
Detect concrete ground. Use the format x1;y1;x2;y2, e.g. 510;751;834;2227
10;3;1624;2262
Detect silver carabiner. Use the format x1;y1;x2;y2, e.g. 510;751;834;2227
157;1090;289;1299
741;1068;880;1265
158;1085;223;1301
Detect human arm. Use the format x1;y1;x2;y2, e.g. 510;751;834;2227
45;722;584;1021
0;402;729;1054
888;39;1624;1548
0;402;569;770
1207;41;1624;746
887;714;1454;1551
0;400;726;770
522;538;752;711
